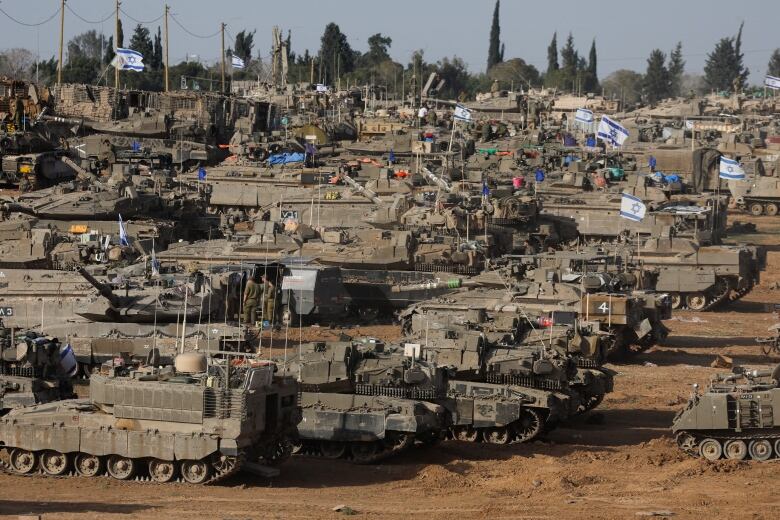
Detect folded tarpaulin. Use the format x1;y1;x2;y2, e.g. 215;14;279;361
267;152;305;165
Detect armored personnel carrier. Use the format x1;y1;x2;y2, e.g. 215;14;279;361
628;236;764;310
540;191;727;245
672;364;780;461
280;338;449;463
0;353;300;483
729;171;780;216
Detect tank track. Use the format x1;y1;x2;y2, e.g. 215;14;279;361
668;283;737;311
675;430;780;461
293;432;415;464
449;407;547;445
0;447;244;485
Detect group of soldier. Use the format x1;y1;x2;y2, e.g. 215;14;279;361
241;272;278;328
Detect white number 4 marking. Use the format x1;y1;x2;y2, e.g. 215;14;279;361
598;302;609;313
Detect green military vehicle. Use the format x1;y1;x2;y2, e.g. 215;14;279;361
673;364;780;461
0;353;300;483
281;338;449;463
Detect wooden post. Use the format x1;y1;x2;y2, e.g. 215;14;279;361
164;4;169;92
220;23;226;93
57;0;66;86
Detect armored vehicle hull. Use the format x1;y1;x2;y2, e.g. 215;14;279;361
673;365;780;461
0;359;300;483
296;391;446;463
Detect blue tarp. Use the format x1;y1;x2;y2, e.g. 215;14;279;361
651;172;681;184
267;152;305;165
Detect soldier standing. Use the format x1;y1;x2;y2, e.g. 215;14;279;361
261;273;277;326
242;274;261;326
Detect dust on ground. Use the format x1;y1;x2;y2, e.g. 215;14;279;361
2;211;780;519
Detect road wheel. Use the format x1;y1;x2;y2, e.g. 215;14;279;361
319;441;347;459
699;438;722;461
180;459;211;484
513;409;544;442
669;293;682;310
724;440;747;460
766;203;779;216
349;442;380;463
748;440;773;461
148;459;177;483
9;449;37;474
75;453;103;477
484;427;512;445
454;426;481;442
749;202;764;216
685;293;708;311
107;455;136;480
40;450;69;476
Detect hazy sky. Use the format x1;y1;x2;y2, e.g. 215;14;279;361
1;0;778;82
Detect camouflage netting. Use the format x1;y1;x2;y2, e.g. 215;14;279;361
54;84;118;122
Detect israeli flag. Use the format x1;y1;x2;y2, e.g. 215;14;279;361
454;104;472;122
111;48;144;72
118;213;129;246
620;192;646;222
575;108;593;124
597;115;629;147
315;83;329;93
151;248;160;276
59;344;78;377
231;55;245;70
765;75;780;90
719;156;746;180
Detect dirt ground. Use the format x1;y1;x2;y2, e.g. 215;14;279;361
2;213;780;519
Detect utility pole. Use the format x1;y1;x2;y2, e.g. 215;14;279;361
114;0;120;89
220;23;226;93
164;4;169;92
57;0;66;86
309;57;314;85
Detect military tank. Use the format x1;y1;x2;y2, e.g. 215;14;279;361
672;364;780;461
419;324;613;444
0;352;300;483
280;338;449;463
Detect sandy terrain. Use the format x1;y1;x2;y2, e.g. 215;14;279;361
2;212;779;519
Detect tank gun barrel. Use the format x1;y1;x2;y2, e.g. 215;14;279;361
39;114;86;128
421;167;454;194
77;267;121;307
340;174;382;205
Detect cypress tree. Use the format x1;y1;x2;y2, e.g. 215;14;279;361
486;0;502;71
584;39;599;92
547;32;559;73
668;42;684;97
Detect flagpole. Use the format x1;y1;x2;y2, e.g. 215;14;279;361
114;0;120;90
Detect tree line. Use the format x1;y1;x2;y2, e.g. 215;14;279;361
0;3;776;106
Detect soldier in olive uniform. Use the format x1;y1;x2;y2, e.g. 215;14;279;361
242;274;261;326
